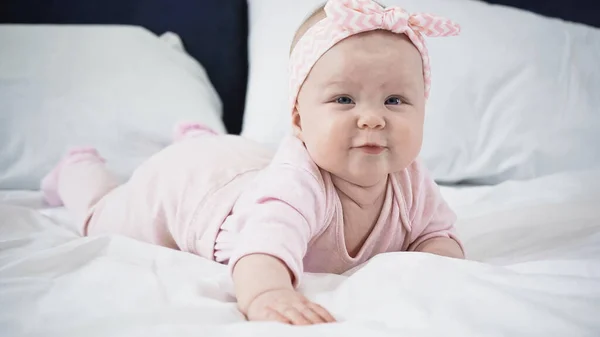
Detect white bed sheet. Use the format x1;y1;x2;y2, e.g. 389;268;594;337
1;169;599;337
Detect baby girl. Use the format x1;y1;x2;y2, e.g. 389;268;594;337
41;0;464;326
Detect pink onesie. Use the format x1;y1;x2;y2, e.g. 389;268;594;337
49;130;462;285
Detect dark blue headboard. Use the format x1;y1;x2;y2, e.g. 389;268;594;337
0;0;249;135
1;0;598;134
484;0;599;27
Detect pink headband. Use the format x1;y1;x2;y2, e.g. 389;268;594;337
289;0;461;112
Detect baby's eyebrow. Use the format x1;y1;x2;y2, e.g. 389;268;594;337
323;80;350;86
320;77;419;92
321;79;361;89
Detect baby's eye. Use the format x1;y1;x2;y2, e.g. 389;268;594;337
335;96;354;105
385;96;402;105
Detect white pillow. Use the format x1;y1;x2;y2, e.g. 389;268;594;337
242;0;600;184
0;25;226;190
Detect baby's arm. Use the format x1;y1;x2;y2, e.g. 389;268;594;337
233;254;294;310
233;254;334;324
402;161;465;258
413;236;464;259
226;165;335;324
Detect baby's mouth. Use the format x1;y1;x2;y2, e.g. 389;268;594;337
356;144;386;154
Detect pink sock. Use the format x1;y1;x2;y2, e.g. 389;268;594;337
40;147;105;207
173;122;218;142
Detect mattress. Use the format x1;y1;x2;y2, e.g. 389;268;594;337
1;169;600;336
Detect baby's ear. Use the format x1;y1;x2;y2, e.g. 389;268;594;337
292;107;304;141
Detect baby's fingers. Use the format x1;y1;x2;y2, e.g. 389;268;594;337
263;308;292;325
295;305;328;324
308;302;336;323
279;307;312;325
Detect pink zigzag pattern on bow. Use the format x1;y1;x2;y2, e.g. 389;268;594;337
358;0;380;12
410;13;460;37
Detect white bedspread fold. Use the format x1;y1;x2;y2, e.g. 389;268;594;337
1;170;600;336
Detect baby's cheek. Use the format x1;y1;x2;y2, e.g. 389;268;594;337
305;133;333;162
393;126;422;164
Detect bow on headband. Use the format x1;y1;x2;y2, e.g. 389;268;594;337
288;0;461;112
325;0;460;37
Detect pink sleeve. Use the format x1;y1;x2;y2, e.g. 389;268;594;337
399;160;465;254
226;164;327;287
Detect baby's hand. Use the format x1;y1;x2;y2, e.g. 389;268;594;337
245;288;336;325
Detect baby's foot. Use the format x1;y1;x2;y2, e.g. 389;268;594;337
40;147;105;207
173;122;218;142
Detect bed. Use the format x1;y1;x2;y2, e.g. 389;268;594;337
1;0;600;336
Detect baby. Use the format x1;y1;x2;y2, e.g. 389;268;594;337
41;0;464;326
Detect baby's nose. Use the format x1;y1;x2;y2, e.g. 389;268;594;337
358;113;385;129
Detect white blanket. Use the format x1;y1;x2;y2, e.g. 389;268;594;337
1;169;600;337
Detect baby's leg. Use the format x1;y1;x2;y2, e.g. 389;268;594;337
85;122;222;249
42;147;178;248
41;148;117;225
40;122;220;250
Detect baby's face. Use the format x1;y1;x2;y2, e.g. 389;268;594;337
293;30;426;187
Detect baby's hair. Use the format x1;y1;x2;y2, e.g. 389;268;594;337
289;1;386;55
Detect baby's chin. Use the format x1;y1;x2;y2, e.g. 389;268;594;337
337;159;412;186
351;175;387;188
336;166;391;188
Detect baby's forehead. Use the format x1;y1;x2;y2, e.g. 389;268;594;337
338;30;415;51
316;31;424;71
305;33;425;88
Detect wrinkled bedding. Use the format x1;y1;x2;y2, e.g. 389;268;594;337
1;169;599;337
